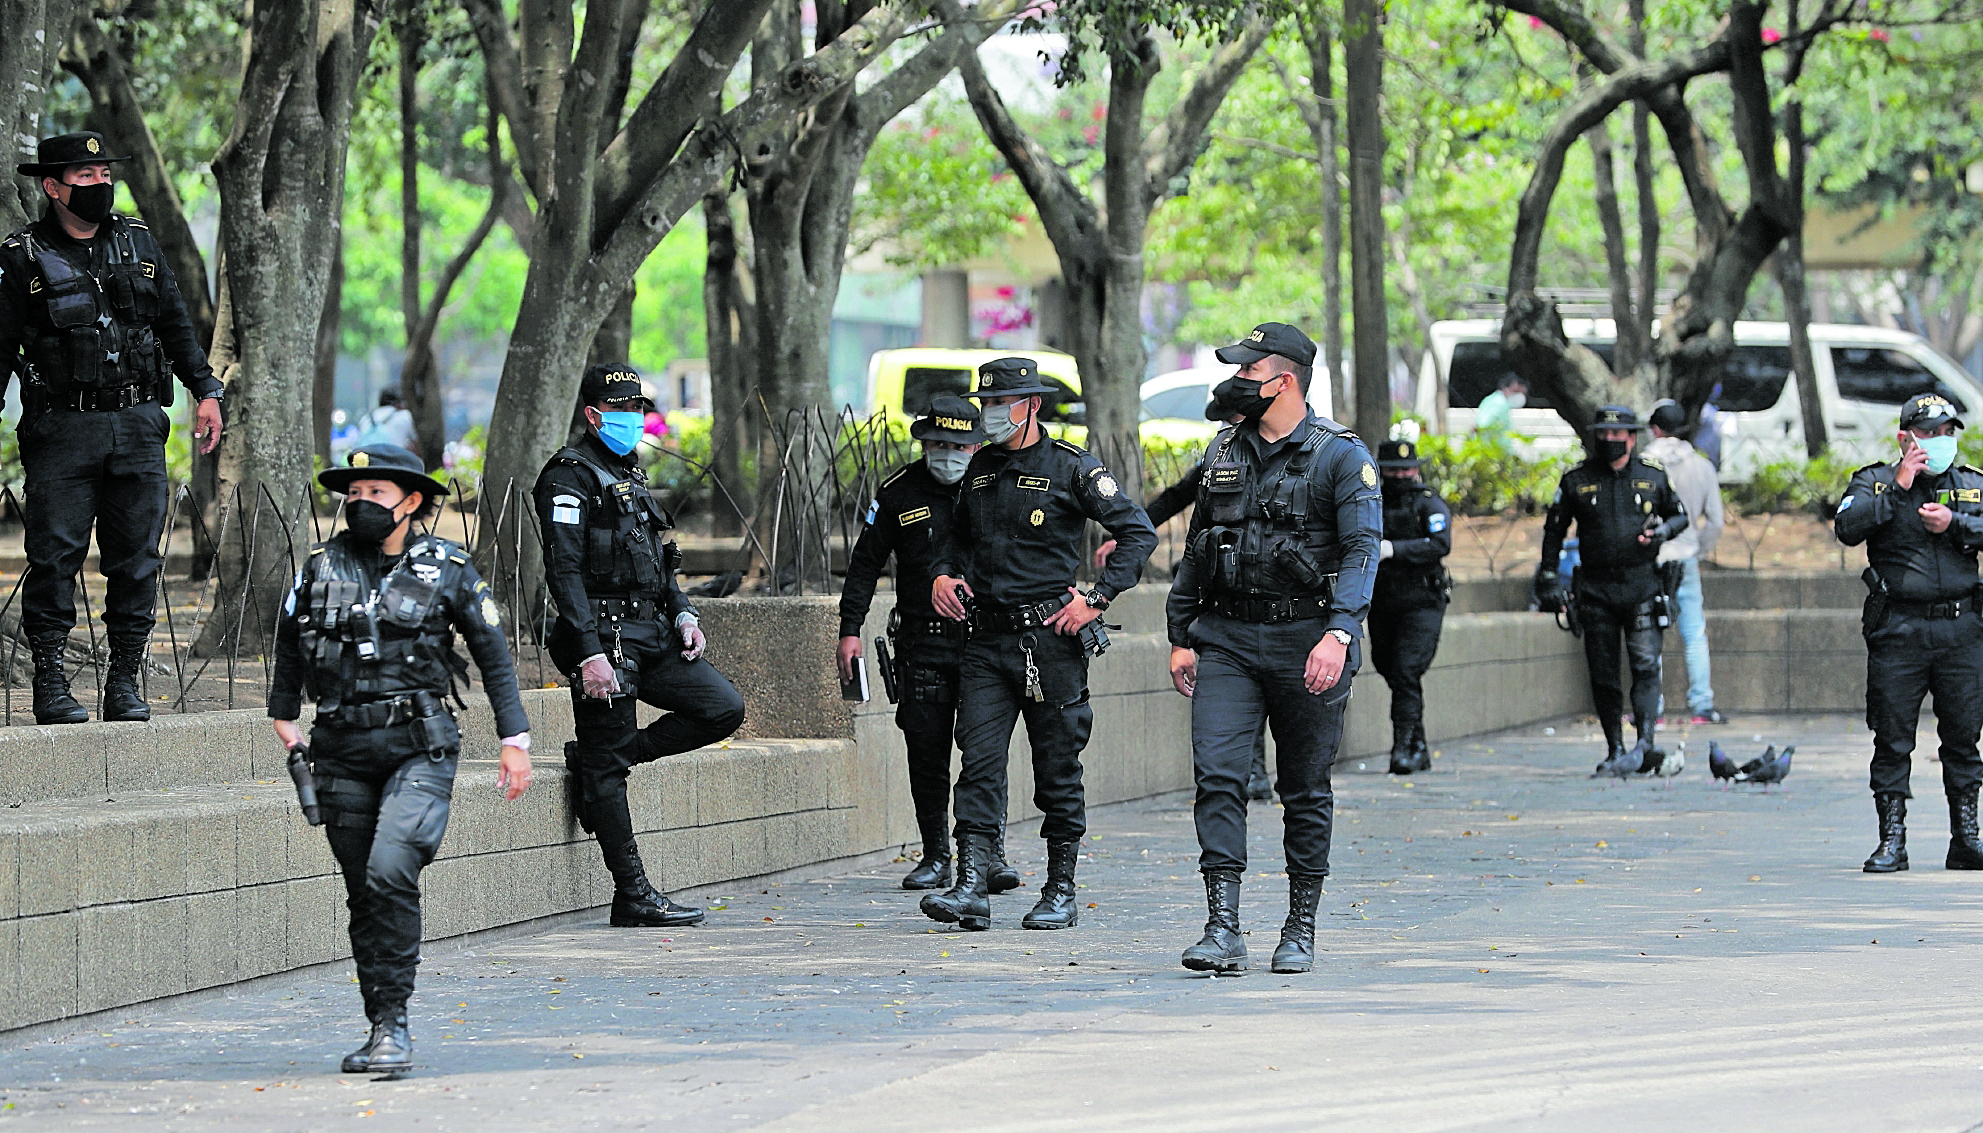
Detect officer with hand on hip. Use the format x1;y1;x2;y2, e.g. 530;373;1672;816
836;395;1020;894
1535;405;1688;778
1371;439;1453;775
1168;321;1381;976
269;445;532;1076
0;132;225;724
923;357;1157;932
535;364;745;927
1835;392;1983;874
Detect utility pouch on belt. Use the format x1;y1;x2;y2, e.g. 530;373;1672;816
407;691;460;755
1077;619;1114;658
1273;541;1327;591
1863;566;1890;635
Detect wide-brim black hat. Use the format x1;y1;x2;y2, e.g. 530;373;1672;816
16;131;130;177
1376;439;1425;468
911;393;985;443
318;444;450;501
967;356;1059;399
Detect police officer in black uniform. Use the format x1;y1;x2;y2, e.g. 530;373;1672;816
1535;406;1689;778
921;357;1157;931
836;395;1020;893
1371;439;1453;775
1835;392;1983;873
270;445;533;1076
535;363;745;927
1166;322;1380;975
0;132;225;724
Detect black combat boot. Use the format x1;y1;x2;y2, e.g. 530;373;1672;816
341;1018;388;1073
29;633;86;725
1948;790;1983;870
1180;870;1246;973
1272;873;1326;973
1409;723;1433;772
1592;736;1635;779
365;1010;414;1076
921;831;992;930
1022;840;1081;930
602;838;706;926
1864;793;1909;873
901;818;952;891
1387;730;1416;775
101;636;150;722
987;831;1022;894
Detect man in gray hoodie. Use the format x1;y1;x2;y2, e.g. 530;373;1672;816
1647;401;1726;725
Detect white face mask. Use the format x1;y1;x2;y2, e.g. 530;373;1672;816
925;446;971;485
981;400;1027;444
1503;392;1527;411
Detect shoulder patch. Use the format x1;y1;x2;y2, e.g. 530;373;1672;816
1428;512;1448;534
1361;463;1377;488
551;493;583;524
863;498;879;526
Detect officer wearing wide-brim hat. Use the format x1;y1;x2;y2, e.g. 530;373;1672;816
269;443;532;1075
839;394;1027;894
2;131;224;724
1370;438;1454;775
923;356;1158;932
1536;403;1688;777
1837;390;1983;874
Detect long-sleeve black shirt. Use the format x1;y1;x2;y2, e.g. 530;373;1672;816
0;212;220;399
1539;453;1687;607
1835;458;1983;601
1375;479;1453;607
268;533;530;737
534;433;694;662
932;435;1157;607
839;458;959;638
1167;413;1382;644
1147;463;1203;527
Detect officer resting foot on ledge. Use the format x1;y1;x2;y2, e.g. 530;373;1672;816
269;445;533;1077
1835;392;1983;874
535;364;745;927
1;132;226;724
1168;322;1382;975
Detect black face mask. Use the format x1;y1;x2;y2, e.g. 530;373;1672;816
62;182;114;224
1227;375;1281;424
345;499;403;546
1595;438;1631;464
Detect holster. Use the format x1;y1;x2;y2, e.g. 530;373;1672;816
1863;566;1890;636
407;690;461;756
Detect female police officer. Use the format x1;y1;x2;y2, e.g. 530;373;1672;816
270;445;533;1076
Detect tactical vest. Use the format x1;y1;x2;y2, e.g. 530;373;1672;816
1196;425;1344;597
295;535;469;711
12;217;171;397
548;445;677;595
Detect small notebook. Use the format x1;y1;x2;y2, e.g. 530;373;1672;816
840;656;870;703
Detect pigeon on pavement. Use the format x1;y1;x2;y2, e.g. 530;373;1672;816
1708;741;1739;781
1737;745;1777;780
1742;745;1794;785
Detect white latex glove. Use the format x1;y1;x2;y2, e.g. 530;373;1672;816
1379;539;1395;562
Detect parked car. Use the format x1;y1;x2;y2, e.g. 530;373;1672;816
1414;319;1983;481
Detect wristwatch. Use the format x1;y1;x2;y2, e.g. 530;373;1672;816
1084;590;1111;611
1324;628;1353;646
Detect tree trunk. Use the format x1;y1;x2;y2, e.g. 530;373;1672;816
0;0;81;231
704;190;753;538
1344;0;1389;446
65;14;215;348
314;239;343;466
195;0;382;656
1628;0;1658;365
1301;18;1347;424
396;0;445;467
1584;109;1640;376
1778;99;1824;457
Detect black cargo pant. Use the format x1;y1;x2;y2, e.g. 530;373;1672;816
19;402;170;640
895;630;963;836
1189;614;1356;877
1368;597;1445;734
951;628;1091;844
1576;596;1664;750
1864;604;1983;799
552;617;746;847
312;722;457;1023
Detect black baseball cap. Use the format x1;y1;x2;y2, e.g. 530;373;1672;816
318;444;450;501
1376;439;1425;468
1214;322;1317;368
16;132;129;178
1648;400;1687;434
1589;405;1647;431
1899;391;1964;431
910;394;985;444
967;357;1058;399
579;363;653;410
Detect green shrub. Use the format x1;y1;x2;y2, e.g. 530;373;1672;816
1725;450;1857;517
1415;432;1575;516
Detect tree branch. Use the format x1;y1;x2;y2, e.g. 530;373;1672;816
1142;15;1272;207
460;0;541;197
958;47;1099;258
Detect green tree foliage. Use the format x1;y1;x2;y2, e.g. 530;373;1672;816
853;96;1035;271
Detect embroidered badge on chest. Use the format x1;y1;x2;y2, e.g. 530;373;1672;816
1029;508;1045;527
971;474;996;491
1018;476;1051;491
899;506;931;525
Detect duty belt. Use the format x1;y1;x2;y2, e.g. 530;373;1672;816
971;597;1069;634
896;611;967;639
1208;593;1331;625
63;383;155;413
1889;596;1969;620
592;595;663;622
317;692;440;729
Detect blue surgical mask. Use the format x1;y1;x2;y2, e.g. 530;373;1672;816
596;411;644;456
1920;434;1959;475
925;446;971;485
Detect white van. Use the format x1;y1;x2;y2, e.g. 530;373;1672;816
1415;319;1983;480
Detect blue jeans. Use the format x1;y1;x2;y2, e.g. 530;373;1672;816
1675;557;1714;714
